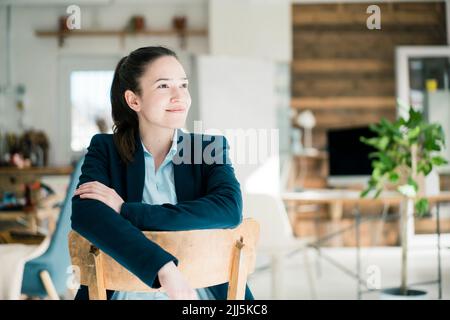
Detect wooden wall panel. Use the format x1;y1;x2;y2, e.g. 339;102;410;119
290;2;448;246
291;2;447;151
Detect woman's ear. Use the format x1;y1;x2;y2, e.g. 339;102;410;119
124;90;141;112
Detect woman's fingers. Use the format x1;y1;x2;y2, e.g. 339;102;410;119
77;185;106;194
77;181;108;193
79;193;105;203
75;182;108;196
75;181;124;214
77;181;106;190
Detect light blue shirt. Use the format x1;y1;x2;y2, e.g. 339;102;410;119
112;130;215;300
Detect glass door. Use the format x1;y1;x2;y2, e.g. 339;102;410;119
408;56;450;172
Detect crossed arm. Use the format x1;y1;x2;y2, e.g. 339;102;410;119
71;134;242;295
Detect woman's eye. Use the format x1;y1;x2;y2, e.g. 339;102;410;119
158;84;169;89
181;83;188;88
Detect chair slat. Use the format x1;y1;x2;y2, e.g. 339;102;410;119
69;218;259;297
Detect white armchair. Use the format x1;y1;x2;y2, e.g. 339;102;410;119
243;192;317;299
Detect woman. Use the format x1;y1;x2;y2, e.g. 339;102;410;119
71;46;253;300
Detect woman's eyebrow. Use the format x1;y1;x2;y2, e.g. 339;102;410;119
153;77;188;84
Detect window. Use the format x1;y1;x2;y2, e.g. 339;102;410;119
70;70;114;152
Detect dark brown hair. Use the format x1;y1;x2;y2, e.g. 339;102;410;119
111;46;178;164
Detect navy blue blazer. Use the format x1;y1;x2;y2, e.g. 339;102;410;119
71;129;254;300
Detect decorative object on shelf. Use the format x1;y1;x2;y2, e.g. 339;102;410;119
172;15;187;49
360;102;448;299
21;130;50;167
296;110;318;155
125;15;146;32
35;26;206;49
134;16;145;31
0;130;49;168
58;15;70;32
15;84;26;112
36;13;205;49
57;15;70;46
291;128;303;155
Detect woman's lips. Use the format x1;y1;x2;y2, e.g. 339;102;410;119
166;106;186;113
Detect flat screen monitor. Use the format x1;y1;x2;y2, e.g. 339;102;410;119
326;126;377;186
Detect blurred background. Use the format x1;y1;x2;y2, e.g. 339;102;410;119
0;0;449;300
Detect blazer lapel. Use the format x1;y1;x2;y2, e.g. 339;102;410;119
173;129;196;202
126;135;145;202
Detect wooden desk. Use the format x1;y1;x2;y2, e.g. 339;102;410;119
282;189;450;299
0;165;72;190
0;166;73;176
282;189;450;220
0;193;63;244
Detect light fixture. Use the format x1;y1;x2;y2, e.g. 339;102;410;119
296;109;316;154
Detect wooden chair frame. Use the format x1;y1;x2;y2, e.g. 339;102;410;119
68;218;259;300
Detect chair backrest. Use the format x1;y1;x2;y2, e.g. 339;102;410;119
243;193;295;248
68;218;259;300
45;157;84;256
22;157;85;296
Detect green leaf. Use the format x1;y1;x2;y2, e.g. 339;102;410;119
389;172;399;183
373;167;382;179
431;156;448;166
362;103;447;202
415;198;429;216
377;136;390;150
407;108;423;128
374;188;383;198
407;126;420;140
360;188;370;198
407;176;418;191
393;135;409;146
360;136;378;148
378;153;394;168
368;151;380;159
417;160;431;176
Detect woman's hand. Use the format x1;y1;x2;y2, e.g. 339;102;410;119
157;261;198;300
74;181;124;214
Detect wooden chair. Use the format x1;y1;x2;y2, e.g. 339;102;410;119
68;218;259;300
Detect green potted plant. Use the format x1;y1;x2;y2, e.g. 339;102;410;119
360;103;447;299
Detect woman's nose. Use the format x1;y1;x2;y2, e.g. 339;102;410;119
170;89;183;102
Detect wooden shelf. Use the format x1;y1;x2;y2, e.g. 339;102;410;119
0;166;73;176
291;96;396;110
293;11;443;26
35;28;208;48
35;29;208;37
292;59;393;74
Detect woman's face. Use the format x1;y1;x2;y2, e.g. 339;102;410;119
128;56;191;130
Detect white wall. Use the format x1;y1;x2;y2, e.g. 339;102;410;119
0;0;292;166
0;2;209;165
209;0;292;62
195;55;280;194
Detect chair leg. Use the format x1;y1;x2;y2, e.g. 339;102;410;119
302;247;317;300
314;217;322;278
39;270;60;300
270;253;284;299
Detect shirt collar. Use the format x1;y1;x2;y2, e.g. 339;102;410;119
141;129;178;162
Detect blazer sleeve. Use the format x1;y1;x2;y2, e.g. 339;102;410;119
71;134;178;289
120;136;243;231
